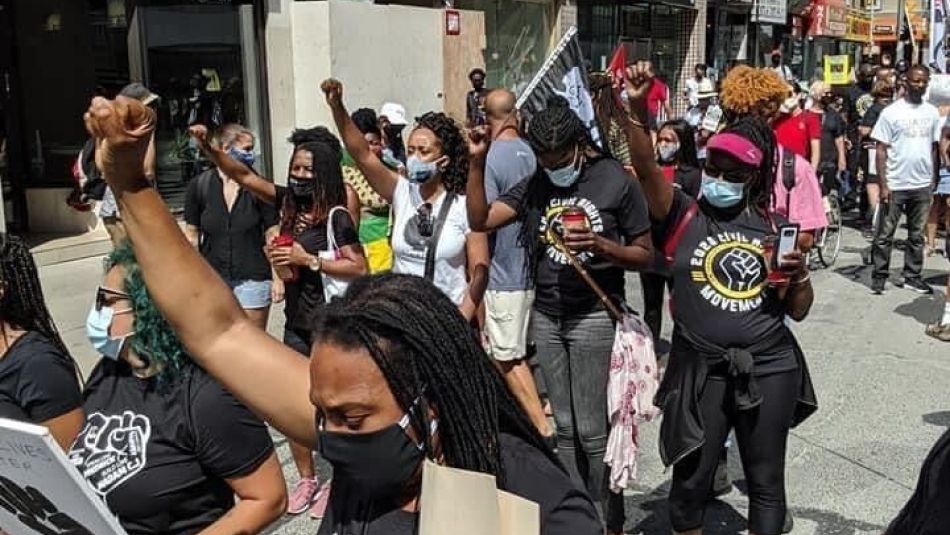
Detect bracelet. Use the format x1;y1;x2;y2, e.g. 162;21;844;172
791;272;811;285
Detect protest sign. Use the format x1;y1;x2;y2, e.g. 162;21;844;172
0;418;126;535
823;55;850;85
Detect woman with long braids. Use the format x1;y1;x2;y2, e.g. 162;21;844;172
622;63;818;535
466;98;653;533
82;94;602;535
189;124;368;518
322;80;489;320
0;234;83;450
69;241;286;534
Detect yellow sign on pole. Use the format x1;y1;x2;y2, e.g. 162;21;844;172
824;55;850;85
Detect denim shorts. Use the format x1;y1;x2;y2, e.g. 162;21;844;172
227;279;272;310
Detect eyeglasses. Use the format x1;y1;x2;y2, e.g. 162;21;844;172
95;286;131;312
416;203;433;238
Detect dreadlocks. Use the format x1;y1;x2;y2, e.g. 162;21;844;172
516;101;602;282
721;115;778;213
0;234;71;361
312;274;559;483
281;128;348;233
413;112;468;195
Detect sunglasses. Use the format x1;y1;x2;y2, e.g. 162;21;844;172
703;162;755;184
416;203;434;238
95;286;131;312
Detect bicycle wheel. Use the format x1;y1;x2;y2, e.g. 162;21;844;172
818;192;843;268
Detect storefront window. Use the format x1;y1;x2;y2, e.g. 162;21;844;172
457;0;552;95
129;4;264;210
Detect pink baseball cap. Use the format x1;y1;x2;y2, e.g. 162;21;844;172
706;133;763;166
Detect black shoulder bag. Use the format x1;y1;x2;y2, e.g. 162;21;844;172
424;192;457;282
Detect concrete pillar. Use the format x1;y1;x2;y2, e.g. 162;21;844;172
263;0;297;183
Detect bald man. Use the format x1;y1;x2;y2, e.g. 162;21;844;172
481;89;554;440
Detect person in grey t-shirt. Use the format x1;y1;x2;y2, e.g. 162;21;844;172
482;89;553;440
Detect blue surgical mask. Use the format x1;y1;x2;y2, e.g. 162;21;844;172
228;147;256;167
545;148;582;188
86;305;134;361
406;156;439;184
701;172;745;208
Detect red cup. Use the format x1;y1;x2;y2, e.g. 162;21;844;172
271;234;299;282
560;207;590;233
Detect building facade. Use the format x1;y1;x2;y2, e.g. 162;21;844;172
0;0;564;236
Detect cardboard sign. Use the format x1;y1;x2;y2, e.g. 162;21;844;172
824;55;850;85
419;460;539;535
0;418;126;535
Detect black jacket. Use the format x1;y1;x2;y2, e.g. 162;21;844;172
654;324;818;467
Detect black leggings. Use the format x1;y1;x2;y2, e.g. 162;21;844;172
640;272;671;343
669;369;801;534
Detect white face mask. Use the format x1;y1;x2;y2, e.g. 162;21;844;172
657;142;680;163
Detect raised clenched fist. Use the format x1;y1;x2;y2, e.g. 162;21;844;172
82;96;155;189
320;79;344;107
623;62;652;104
187;124;210;148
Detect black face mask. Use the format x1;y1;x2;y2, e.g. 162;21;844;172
318;412;426;502
288;177;315;200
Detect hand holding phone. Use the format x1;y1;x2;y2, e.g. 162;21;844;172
775;224;800;269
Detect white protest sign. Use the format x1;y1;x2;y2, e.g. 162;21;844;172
0;418;126;535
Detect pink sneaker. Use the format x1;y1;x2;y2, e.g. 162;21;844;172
310;480;331;519
287;478;319;515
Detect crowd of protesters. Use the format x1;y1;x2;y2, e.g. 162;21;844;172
0;49;948;535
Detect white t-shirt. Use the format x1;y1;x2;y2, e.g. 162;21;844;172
391;178;471;305
870;98;942;191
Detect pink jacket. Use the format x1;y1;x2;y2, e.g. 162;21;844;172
604;314;661;493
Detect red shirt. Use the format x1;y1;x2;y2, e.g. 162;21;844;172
661;165;676;183
773;112;820;160
646;79;669;117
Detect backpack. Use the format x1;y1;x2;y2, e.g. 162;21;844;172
780;147;797;214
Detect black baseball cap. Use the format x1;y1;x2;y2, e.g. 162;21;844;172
119;82;160;106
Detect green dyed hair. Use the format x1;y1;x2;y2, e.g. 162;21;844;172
108;241;187;381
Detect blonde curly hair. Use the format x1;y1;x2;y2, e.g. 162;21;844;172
719;65;790;117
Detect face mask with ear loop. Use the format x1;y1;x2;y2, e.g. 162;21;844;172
86;303;135;361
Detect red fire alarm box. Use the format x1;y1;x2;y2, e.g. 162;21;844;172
445;9;461;35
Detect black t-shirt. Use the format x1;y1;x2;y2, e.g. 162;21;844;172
275;186;360;331
846;85;872;126
861;102;887;132
184;169;278;282
811;110;846;167
317;432;602;535
659;191;797;374
674;165;702;198
499;157;651;316
68;361;273;535
0;331;81;423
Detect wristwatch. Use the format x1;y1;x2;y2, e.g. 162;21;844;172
307;254;322;272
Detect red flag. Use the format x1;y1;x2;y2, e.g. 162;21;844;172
607;44;626;86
